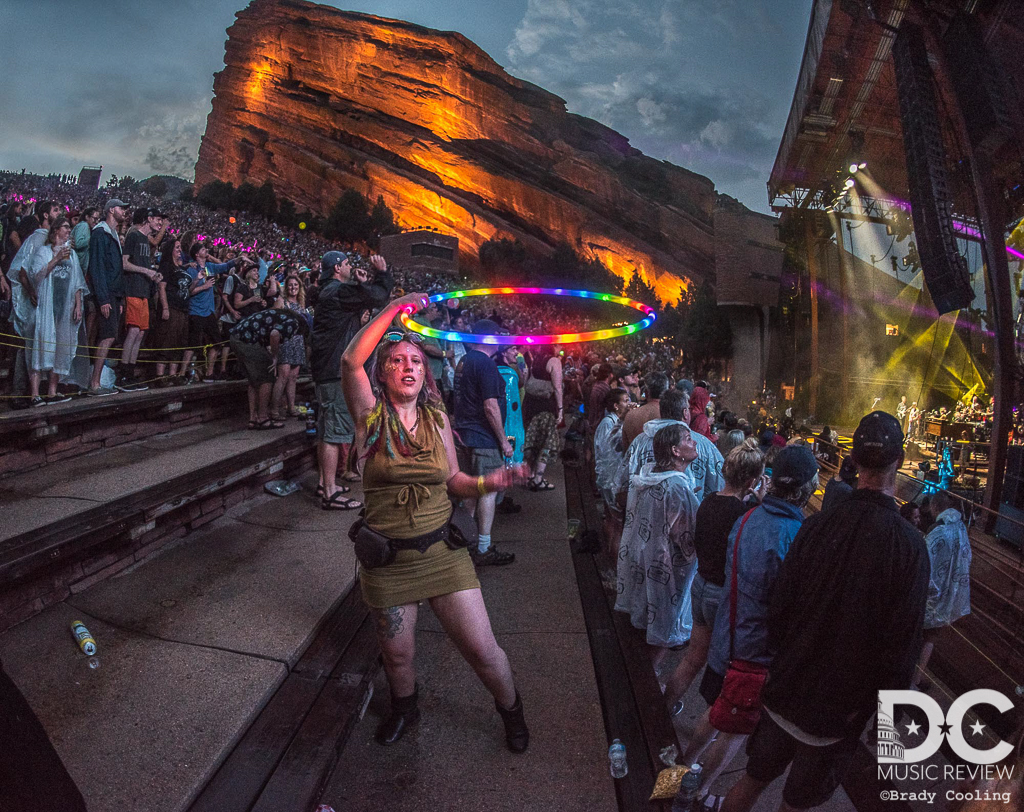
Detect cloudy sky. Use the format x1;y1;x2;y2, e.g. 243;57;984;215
0;0;810;213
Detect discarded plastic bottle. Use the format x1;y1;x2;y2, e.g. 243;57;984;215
608;738;628;779
70;620;96;656
671;763;702;811
305;403;317;436
264;479;301;497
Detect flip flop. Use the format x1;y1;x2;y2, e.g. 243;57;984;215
527;477;555;491
341;471;361;482
247;420;259;430
321;492;363;511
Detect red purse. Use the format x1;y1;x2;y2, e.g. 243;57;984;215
709;509;769;735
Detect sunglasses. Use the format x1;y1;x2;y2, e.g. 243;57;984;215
383;330;422;344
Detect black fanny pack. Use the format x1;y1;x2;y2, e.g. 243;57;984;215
348;503;474;570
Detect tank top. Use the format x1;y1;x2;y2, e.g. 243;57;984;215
362;406;452;539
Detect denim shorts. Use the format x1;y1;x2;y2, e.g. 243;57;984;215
690;572;724;627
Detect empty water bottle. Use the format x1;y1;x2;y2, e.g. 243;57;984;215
671;763;703;811
608;738;628;778
305;403;317;436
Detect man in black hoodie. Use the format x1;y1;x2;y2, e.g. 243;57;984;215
312;250;393;509
720;411;929;812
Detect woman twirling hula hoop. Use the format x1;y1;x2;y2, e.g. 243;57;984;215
341;291;531;751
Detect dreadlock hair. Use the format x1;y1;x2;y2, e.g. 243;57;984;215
364;337;447;459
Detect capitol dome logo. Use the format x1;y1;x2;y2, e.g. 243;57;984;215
876;701;906;761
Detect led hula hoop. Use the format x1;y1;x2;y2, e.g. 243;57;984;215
398;287;657;345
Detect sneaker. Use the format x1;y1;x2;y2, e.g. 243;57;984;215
88;385;119;397
471;546;516;566
116;380;149;392
31;396;46;408
46;394;73;405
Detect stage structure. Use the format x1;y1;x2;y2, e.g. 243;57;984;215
77;166;102;189
768;0;1024;516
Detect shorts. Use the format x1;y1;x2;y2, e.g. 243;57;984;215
315;380;354;444
148;308;189;363
690;572;724;627
457;446;505;477
699;666;725;706
188;313;221;348
97;298;123;342
125;296;149;330
230;337;274;386
744;711;859;809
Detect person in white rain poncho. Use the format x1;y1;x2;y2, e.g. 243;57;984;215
616;388;724;506
25;217;88;405
615;422;700;667
912;490;972;688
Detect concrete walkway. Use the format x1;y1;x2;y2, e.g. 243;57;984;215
0;460;618;812
319;463;618;812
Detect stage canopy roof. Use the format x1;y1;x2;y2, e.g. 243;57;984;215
768;0;1024;216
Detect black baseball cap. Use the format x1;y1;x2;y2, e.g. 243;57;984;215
471;319;501;335
771;444;819;487
853;411;904;469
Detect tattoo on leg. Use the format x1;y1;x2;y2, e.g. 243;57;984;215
377;606;405;640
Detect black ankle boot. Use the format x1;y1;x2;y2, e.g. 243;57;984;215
495;691;529;753
375;685;420;746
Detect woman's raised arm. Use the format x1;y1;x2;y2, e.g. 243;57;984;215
341;291;428;424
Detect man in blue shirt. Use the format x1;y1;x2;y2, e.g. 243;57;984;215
454;320;515;566
182;242;239;381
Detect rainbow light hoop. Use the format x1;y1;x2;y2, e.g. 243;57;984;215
398;286;657;345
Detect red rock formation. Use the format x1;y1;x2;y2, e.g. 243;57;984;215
195;0;717;302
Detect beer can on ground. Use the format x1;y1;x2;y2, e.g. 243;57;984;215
70;620;97;656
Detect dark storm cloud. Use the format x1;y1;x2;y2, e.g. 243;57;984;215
505;0;811;209
1;0;809;210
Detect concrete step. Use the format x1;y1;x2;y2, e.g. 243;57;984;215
0;469;363;812
0;415;316;631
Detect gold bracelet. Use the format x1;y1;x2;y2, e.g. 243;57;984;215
477;475;488;496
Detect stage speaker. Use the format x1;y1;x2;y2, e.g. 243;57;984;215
1002;445;1024;510
942;14;1015;158
892;24;975;315
994;502;1024;551
904;440;924;462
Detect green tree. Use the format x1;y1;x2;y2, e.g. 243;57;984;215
254;181;278;220
676;281;732;377
196;180;235;211
232;181;259;212
624;272;658;307
367;195;399;247
324;189;371;244
480;237;526;271
140;176;168;197
276;198;298;229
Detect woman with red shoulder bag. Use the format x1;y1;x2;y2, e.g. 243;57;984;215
679;444;819;809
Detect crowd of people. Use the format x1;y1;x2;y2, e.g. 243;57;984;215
1;172;984;808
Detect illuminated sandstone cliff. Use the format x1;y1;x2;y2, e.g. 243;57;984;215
195;0;717;301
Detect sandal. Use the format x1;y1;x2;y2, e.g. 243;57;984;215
527;477;555;491
341;471;361;482
255;419;274;430
247;420;260;430
315;484;351;498
321;492;363;511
